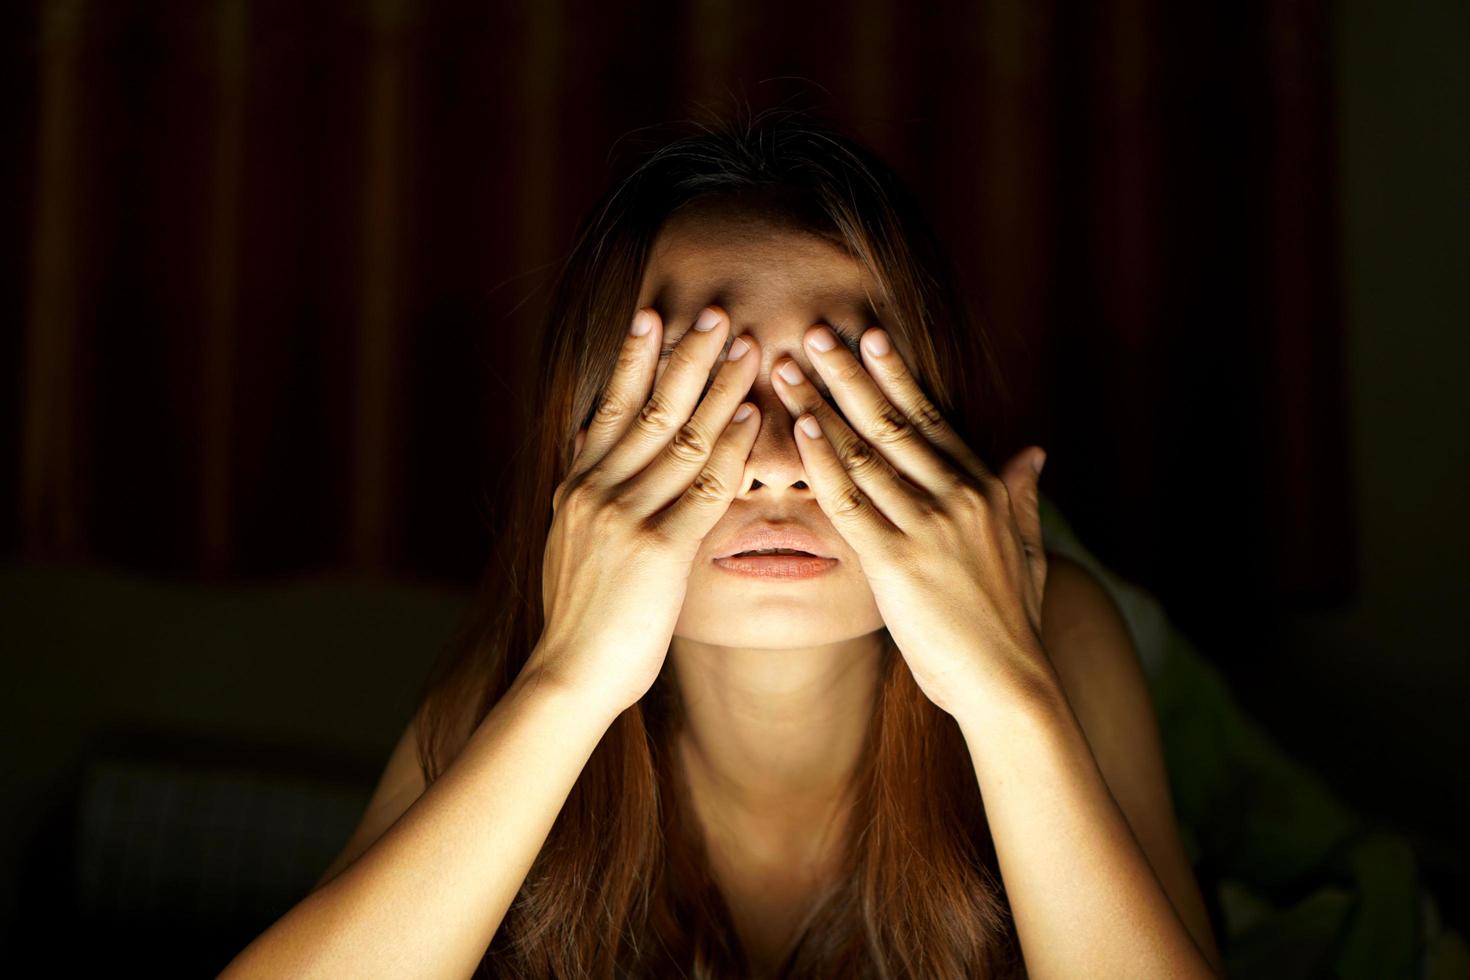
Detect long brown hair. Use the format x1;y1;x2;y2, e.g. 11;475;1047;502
413;104;1024;978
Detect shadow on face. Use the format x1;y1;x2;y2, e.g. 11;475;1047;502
638;204;891;649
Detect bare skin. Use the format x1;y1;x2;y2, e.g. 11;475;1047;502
671;634;878;972
634;203;894;969
235;202;1220;978
636;201;1221;975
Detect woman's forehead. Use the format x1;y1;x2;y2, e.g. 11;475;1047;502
639;210;888;324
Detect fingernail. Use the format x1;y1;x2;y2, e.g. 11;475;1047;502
693;308;721;332
863;329;891;357
733;403;754;423
806;327;836;352
798;415;822;439
778;361;805;385
727;336;749;361
1032;449;1047;475
630;310;652;337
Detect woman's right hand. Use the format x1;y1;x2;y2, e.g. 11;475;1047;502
528;305;762;718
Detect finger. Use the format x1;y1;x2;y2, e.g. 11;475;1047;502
572;307;662;477
858;328;998;489
771;356;925;527
653;401;762;541
621;331;762;506
801;325;957;492
791;411;898;554
1001;446;1049;615
597;305;740;485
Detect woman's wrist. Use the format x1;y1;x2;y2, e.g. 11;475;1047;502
512;642;630;728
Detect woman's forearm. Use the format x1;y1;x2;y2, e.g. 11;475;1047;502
953;661;1219;980
219;656;618;980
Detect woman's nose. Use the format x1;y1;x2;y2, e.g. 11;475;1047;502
737;373;811;496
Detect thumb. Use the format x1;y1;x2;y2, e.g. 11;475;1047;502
1001;446;1048;614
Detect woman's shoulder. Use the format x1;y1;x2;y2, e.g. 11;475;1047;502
1037;553;1225;971
1037;549;1163;818
1039;552;1132;663
1037;550;1151;736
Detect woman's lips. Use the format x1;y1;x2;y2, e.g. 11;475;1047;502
711;552;839;579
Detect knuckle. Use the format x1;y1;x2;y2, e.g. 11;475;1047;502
914;493;944;521
833;485;868;518
636;390;675;432
868;406;911;445
685;465;728;504
937;471;968;503
911;398;947;436
591;395;628;430
840;436;879;474
957;481;995;520
667;421;710;464
594;491;633;530
562;475;597;513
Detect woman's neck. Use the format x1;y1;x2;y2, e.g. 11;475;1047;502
668;631;885;858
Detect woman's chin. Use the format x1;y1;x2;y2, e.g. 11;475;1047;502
672;606;884;650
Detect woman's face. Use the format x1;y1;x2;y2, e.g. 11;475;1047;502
635;204;895;648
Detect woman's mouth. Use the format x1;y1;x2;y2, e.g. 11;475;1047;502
712;548;839;579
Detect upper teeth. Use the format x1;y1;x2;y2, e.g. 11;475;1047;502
737;548;810;556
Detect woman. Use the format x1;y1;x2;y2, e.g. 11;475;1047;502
222;108;1225;978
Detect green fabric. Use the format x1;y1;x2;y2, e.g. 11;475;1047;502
1037;492;1466;979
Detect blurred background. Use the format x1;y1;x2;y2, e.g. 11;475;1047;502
1;0;1466;975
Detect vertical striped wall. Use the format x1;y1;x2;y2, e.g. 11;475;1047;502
1;0;1349;631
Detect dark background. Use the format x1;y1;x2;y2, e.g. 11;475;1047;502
2;0;1466;973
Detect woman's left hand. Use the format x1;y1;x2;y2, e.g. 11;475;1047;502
772;324;1056;719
